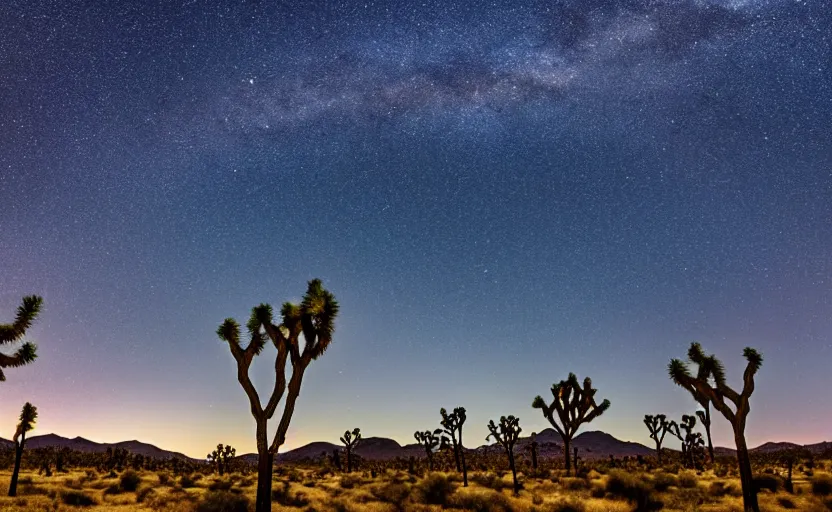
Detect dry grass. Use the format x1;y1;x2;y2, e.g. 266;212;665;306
0;464;829;511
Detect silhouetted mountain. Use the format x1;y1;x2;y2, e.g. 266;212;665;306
0;434;195;461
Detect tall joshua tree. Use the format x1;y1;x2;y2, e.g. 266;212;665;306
216;279;338;512
8;402;37;497
533;373;610;476
1;296;43;382
486;415;522;495
340;428;361;473
440;407;468;486
669;342;763;512
643;414;673;465
414;429;443;471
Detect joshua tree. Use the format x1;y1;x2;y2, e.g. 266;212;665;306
643;414;673;465
679;415;704;468
216;279;339;512
527;432;539;471
8;402;37;497
695;403;714;463
414;429;444;471
669;342;763;512
340;428;361;473
208;444;236;475
486;415;522;494
440;407;468;486
1;296;43;382
533;373;610;476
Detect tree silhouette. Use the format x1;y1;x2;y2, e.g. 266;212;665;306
216;279;338;512
340;428;361;473
8;402;37;497
680;415;705;469
643;414;673;465
486;415;522;495
414;429;444;471
695;404;714;463
440;407;468;486
208;444;236;475
527;432;539;471
533;373;610;475
669;342;763;512
0;296;43;382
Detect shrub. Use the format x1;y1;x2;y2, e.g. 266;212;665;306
157;472;171;486
60;490;97;506
180;474;196;488
195;491;250;512
415;473;455;506
471;472;511;490
339;473;362;489
103;483;121;495
272;482;310;507
448;489;513;512
677;472;697;489
209;478;234;491
708;481;741;497
120;470;141;492
812;475;832;496
136;487;156;503
605;470;663;512
753;473;781;493
561;477;590;491
777;497;797;509
371;482;411;508
545;497;587;512
652;473;678;492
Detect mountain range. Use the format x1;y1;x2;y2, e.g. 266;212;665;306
2;431;829;463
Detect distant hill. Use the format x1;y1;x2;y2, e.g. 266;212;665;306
0;434;196;461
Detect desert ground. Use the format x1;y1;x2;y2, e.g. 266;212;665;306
1;457;831;512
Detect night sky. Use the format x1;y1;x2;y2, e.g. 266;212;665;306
1;0;830;459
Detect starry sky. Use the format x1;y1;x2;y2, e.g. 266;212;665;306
1;0;830;459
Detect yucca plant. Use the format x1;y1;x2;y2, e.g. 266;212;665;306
643;414;672;465
340;428;361;473
8;402;37;496
532;373;610;475
440;407;468;486
216;279;338;512
669;342;763;512
486;415;522;494
414;429;444;471
1;296;43;382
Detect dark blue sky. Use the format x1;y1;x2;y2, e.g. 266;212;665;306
1;0;830;457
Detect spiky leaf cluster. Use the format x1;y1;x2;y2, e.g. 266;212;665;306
0;296;43;382
13;402;38;443
486;415;522;449
340;428;362;449
532;373;611;438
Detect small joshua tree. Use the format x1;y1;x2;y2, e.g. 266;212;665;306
216;279;338;512
669;342;763;512
414;429;444;471
644;414;673;465
527;432;539;471
1;296;43;382
340;428;361;473
440;407;468;486
8;402;37;497
679;415;704;468
208;444;236;475
533;373;610;476
486;415;522;495
695;404;714;463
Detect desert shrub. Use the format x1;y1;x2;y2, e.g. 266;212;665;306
339;473;363;489
157;472;171;486
18;476;33;485
272;482;310;507
777;497;797;509
652;472;678;492
560;477;590;491
238;477;255;487
20;484;50;496
63;478;83;489
195;491;250;512
605;470;663;512
60;490;97;506
590;485;606;498
532;493;544;505
471;471;511;490
415;473;455;506
753;473;781;493
677;472;698;489
713;464;729;478
180;474;196;488
812;475;832;496
103;482;122;495
209;478;234;491
708;481;741;497
448;489;513;512
371;482;411;508
120;470;141;491
544;497;587;512
136;487;156;503
666;488;705;509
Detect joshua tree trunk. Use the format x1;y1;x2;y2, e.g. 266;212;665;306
508;449;519;494
734;427;759;512
451;440;461;472
654;439;663;465
531;445;538;470
704;417;714;463
459;430;468;487
563;437;571;476
8;432;26;497
256;450;274;512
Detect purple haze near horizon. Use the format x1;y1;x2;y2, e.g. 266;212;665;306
1;0;830;458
